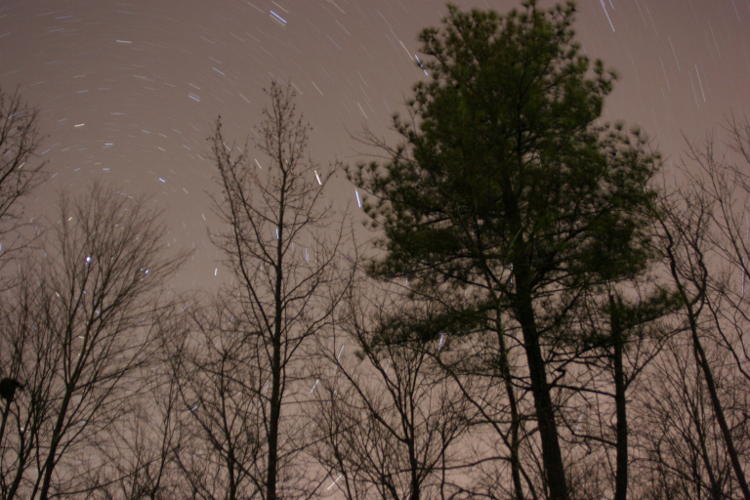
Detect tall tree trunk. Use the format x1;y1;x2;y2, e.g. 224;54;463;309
611;296;629;500
514;280;568;500
266;336;281;500
691;330;750;500
38;386;73;500
407;435;420;500
409;470;420;500
690;382;723;500
502;145;568;500
496;326;525;500
664;233;750;500
266;208;285;500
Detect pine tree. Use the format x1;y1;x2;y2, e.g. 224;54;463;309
348;3;662;499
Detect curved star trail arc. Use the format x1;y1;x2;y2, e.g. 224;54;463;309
0;0;747;291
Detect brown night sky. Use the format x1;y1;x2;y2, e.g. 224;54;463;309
1;0;749;291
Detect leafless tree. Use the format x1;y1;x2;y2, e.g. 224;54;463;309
0;85;46;282
0;181;187;499
541;275;679;500
384;294;542;500
166;297;267;499
680;116;750;391
430;313;539;500
172;81;352;500
86;335;188;500
633;338;740;500
648;124;750;500
307;276;475;500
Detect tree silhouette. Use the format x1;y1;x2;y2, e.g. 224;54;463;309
347;2;663;499
170;81;353;500
0;85;46;288
0;182;187;499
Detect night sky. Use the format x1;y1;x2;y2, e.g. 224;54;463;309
1;0;749;291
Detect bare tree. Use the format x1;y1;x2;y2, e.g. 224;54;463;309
680;116;750;391
177;81;352;500
544;277;679;500
307;276;475;500
0;181;187;499
0;85;46;281
426;307;539;500
384;295;542;500
651;133;750;500
634;339;739;500
87;338;187;500
168;298;267;500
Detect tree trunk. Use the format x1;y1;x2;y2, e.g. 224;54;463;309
497;327;525;500
266;215;285;500
665;235;750;500
691;330;750;500
514;281;568;500
38;386;73;500
611;299;628;500
266;320;282;500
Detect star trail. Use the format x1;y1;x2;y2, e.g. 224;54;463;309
1;0;748;291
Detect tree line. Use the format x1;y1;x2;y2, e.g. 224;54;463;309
0;1;748;498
